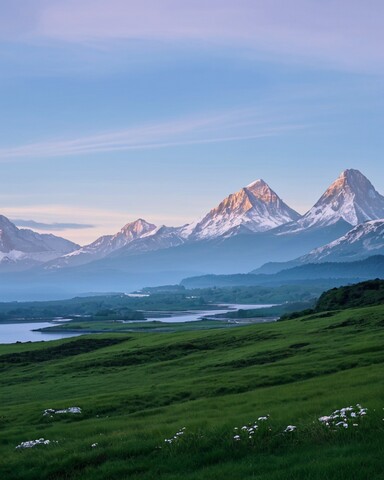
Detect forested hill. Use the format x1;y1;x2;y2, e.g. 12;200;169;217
316;279;384;311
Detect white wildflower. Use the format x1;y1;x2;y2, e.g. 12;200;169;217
284;425;296;433
16;438;57;449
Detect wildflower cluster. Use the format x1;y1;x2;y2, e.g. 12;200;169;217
318;404;367;429
164;427;186;444
43;407;82;417
233;415;270;442
283;425;297;433
16;438;58;449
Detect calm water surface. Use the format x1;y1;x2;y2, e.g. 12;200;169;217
0;304;277;344
142;304;277;323
0;322;81;344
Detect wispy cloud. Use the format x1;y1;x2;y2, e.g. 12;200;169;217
11;219;94;231
3;1;384;73
0;108;305;160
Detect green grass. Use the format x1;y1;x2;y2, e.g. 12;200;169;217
1;305;383;479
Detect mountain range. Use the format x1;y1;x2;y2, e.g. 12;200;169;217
0;215;79;271
1;168;383;298
43;168;384;269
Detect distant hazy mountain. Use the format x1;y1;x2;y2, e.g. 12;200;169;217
108;225;187;256
298;219;384;263
0;215;79;270
44;218;157;269
253;219;384;274
181;255;384;289
186;179;300;240
275;169;384;234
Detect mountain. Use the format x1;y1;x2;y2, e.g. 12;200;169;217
276;169;384;234
187;179;300;240
0;215;79;270
44;218;157;269
181;255;384;289
109;225;187;256
252;219;384;274
298;219;384;263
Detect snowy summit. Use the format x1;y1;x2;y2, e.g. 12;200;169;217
187;179;300;240
280;169;384;233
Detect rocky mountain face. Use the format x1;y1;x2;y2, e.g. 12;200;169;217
0;215;79;269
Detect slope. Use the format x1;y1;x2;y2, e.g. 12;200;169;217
1;302;383;479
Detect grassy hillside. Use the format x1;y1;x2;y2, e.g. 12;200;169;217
1;303;383;479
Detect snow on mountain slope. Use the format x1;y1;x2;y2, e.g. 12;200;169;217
70;218;156;256
278;169;384;234
298;219;384;263
45;218;157;269
0;215;79;269
109;225;187;256
187;179;300;240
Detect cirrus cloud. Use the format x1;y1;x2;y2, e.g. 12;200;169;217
2;0;383;73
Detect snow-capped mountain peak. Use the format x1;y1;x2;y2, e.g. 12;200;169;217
65;218;157;259
188;179;300;240
314;169;384;224
279;169;384;233
246;178;276;200
118;218;156;241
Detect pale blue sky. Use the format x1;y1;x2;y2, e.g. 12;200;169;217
0;1;383;244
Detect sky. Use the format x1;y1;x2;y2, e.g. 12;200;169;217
1;0;383;245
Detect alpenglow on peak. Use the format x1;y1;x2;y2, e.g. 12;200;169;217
279;169;384;233
187;178;300;240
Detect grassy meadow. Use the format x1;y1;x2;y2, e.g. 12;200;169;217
1;303;383;479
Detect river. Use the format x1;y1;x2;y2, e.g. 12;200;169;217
0;322;82;344
145;303;277;323
0;304;277;344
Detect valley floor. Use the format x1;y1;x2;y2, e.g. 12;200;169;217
1;305;384;479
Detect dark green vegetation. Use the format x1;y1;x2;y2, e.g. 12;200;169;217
0;295;146;323
1;295;384;479
316;278;384;311
283;279;384;320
